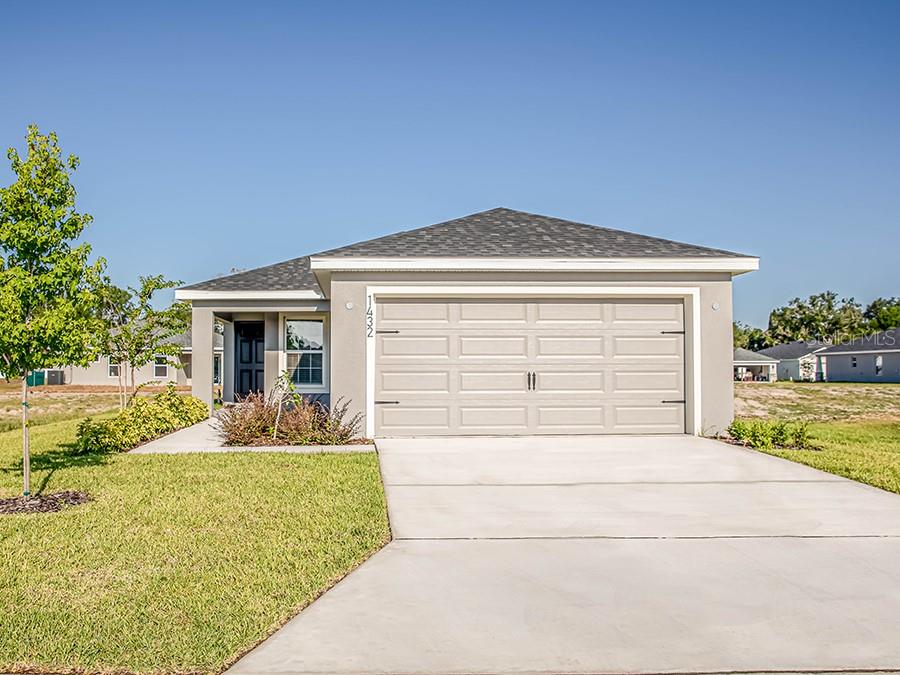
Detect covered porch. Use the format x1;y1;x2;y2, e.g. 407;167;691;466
186;300;330;412
733;347;778;383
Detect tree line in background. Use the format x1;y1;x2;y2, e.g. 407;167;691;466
734;292;900;350
0;125;188;496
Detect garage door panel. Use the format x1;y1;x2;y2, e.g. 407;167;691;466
613;369;683;395
378;300;450;326
535;301;607;325
459;406;529;431
375;298;686;436
613;335;682;359
378;405;450;432
536;405;607;430
459;371;528;394
459;335;528;358
536;370;606;393
379;335;450;359
613;404;685;432
458;301;528;324
536;336;605;358
379;371;450;395
612;301;683;328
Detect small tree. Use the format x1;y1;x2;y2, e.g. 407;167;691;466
0;125;105;496
102;275;190;406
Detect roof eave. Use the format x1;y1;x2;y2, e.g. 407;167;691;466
309;256;760;275
174;289;325;301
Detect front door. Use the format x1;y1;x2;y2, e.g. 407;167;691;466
235;322;265;397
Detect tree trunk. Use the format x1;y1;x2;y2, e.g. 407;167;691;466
117;365;125;410
129;365;136;405
21;373;30;497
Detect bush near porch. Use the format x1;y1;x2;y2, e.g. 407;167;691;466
218;392;365;446
74;384;209;453
0;416;390;674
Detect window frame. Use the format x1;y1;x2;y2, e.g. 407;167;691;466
153;354;169;379
281;314;329;393
851;356;857;368
107;357;121;379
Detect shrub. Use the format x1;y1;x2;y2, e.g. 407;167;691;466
217;392;363;446
727;418;814;450
75;384;209;453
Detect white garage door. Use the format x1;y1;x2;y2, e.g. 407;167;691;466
374;298;685;436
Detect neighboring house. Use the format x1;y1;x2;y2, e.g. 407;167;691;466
45;329;224;387
176;208;758;436
820;327;900;383
733;348;778;382
758;340;830;381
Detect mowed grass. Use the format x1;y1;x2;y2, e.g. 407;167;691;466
0;419;390;674
755;420;900;496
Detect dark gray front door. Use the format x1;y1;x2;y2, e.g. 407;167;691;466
235;322;265;397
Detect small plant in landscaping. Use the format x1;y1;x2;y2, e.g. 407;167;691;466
218;389;364;446
727;418;813;450
74;384;208;453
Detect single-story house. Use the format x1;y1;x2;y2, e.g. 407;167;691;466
820;327;900;382
176;208;758;436
733;348;778;382
757;340;829;381
44;329;224;387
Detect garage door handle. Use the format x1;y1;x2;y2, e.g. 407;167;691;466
660;330;685;334
662;399;685;404
375;330;400;334
374;400;400;405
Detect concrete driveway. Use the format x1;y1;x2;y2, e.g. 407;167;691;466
229;435;900;674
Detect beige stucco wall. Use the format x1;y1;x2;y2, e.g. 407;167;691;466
327;271;736;436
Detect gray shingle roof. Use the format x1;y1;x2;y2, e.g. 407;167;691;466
820;328;900;354
180;256;320;292
758;340;830;360
315;207;750;258
734;347;778;363
179;207;752;293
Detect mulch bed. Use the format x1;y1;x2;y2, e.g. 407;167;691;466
0;491;91;515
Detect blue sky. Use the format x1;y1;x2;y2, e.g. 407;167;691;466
2;0;898;326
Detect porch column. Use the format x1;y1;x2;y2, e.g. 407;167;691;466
264;312;280;394
191;306;215;414
222;321;235;403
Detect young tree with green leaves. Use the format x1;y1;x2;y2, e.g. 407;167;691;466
864;297;900;331
102;275;190;406
0;125;106;496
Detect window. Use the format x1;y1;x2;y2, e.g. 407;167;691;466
851;356;857;368
107;357;120;378
875;354;883;376
154;355;168;378
285;319;325;387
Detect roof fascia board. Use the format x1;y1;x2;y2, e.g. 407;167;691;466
822;348;900;356
310;256;760;274
175;290;324;301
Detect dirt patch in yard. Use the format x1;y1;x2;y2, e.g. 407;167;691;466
735;382;900;421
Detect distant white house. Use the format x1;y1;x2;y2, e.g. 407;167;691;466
36;329;224;387
758;340;829;381
733;348;778;382
820;327;900;383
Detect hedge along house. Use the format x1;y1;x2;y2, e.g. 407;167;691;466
176;208;758;436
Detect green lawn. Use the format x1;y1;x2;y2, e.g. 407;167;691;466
733;382;900;495
755;420;900;495
0;418;390;674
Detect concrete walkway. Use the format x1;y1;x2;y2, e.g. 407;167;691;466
131;420;375;454
228;435;900;674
